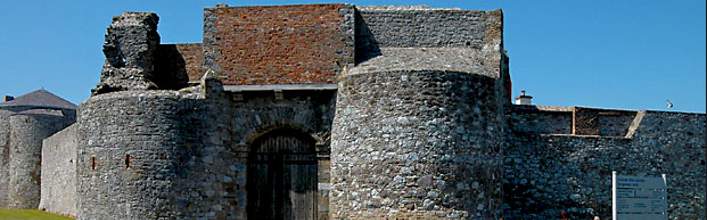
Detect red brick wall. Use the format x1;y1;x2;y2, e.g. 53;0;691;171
174;44;204;82
204;4;354;85
155;43;203;88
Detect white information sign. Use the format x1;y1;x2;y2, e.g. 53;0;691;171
612;171;667;220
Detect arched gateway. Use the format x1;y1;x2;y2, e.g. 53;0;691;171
247;128;318;220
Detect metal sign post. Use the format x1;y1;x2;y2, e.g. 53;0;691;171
612;171;668;220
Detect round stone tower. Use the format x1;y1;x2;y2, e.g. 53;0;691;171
8;112;73;208
330;48;506;219
76;91;196;219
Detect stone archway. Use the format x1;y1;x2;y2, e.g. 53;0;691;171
247;128;318;220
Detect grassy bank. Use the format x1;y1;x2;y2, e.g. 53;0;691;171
0;209;73;220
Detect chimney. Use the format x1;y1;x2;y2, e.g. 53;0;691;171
514;90;533;105
2;95;14;102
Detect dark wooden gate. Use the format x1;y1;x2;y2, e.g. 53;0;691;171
247;129;318;220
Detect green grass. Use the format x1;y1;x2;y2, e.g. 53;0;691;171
0;209;74;220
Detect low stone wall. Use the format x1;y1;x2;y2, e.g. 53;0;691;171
510;105;573;134
39;124;78;217
503;111;706;219
511;106;639;137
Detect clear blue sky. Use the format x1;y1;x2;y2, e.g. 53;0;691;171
1;0;704;112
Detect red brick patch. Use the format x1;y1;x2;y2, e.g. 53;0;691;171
209;4;352;85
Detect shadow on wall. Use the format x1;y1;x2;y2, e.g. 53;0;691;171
354;10;381;64
155;44;190;90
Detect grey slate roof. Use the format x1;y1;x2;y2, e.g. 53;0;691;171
0;89;77;110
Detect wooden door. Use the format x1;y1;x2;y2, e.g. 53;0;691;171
248;130;317;220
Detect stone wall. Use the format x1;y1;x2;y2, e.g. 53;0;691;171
169;89;240;220
75;87;336;219
511;106;639;137
203;4;355;85
77;91;207;219
39;124;78;217
7;112;74;208
629;111;705;219
596;109;635;136
504;111;706;219
331;6;507;219
355;7;503;62
331;69;504;219
229;90;335;145
0;109;12;207
510;105;573;134
77;6;347;218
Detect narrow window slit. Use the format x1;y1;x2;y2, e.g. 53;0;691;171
91;156;97;170
125;154;131;168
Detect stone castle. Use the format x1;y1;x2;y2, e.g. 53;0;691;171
0;3;704;220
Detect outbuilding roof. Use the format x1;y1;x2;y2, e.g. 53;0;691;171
0;89;77;110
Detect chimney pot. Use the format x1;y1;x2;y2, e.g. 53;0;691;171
2;95;14;102
515;90;533;105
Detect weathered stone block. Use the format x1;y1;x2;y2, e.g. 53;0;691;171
92;12;161;94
